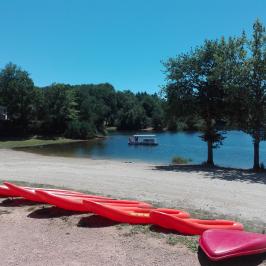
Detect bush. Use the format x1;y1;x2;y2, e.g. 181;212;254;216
172;156;192;164
65;120;95;139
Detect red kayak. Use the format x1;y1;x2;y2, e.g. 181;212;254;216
0;185;19;197
150;210;243;235
200;229;266;261
4;182;91;202
36;190;152;212
83;200;190;224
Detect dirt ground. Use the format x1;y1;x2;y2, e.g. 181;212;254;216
1;149;266;224
1;198;266;266
0;199;200;266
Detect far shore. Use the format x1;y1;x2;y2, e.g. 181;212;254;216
1;149;266;228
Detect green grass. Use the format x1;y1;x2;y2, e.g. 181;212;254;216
166;234;198;252
0;137;84;149
116;223;198;252
172;156;192;164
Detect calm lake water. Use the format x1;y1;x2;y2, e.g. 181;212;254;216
17;131;266;169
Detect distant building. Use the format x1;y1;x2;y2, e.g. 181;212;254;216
0;106;7;120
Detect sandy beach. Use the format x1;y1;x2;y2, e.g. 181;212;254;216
1;149;266;224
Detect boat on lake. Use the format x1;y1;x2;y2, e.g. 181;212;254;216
128;134;158;146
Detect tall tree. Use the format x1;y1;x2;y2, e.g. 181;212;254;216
0;63;35;131
237;20;266;170
164;39;234;165
42;83;78;133
116;91;148;130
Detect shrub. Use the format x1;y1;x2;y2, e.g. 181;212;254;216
172;156;192;164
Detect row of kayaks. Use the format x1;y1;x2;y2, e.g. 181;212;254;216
1;181;266;261
0;182;242;234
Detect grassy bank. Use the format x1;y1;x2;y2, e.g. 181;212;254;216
0;137;85;149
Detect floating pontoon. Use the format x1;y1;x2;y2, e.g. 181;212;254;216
128;134;158;146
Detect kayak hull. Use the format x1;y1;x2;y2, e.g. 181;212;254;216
36;190;151;212
83;200;190;224
199;229;266;261
4;182;87;202
0;185;19;197
150;210;243;235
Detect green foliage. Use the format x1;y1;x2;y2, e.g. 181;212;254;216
65;120;95;139
76;83;117;130
163;31;254;165
0;63;35;133
172;156;192;164
228;19;266;169
164;19;266;168
163;39;232;165
41;83;78;134
0;70;166;138
243;20;266;169
115;91;147;130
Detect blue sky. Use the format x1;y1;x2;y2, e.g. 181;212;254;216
0;0;265;93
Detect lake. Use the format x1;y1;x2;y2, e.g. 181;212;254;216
17;131;266;169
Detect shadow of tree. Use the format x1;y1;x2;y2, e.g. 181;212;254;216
77;215;119;228
0;198;41;207
28;206;77;219
198;247;266;266
153;165;266;185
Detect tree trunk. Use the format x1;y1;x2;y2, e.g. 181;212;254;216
207;140;214;166
253;139;260;170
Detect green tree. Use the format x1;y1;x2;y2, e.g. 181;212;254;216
0;63;35;131
116;91;148;130
75;83;117;131
164;39;235;166
42;83;78;134
136;92;165;130
234;20;266;170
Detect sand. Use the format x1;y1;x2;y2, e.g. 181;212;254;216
1;149;266;223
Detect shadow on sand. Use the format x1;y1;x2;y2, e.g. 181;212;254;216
149;224;189;235
28;206;78;219
153;164;266;185
78;215;119;228
197;247;266;266
0;198;41;207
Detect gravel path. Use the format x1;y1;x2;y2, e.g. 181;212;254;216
0;149;266;223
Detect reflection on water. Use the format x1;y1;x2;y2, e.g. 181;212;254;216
16;131;266;169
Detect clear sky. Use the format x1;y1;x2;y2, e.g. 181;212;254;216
0;0;265;93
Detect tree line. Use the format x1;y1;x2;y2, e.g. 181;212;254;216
0;66;166;139
163;19;266;170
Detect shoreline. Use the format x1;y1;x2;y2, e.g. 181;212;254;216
0;149;266;225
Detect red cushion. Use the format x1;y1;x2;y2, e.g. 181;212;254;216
199;229;266;261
